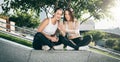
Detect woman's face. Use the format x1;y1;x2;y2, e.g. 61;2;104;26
65;11;71;21
54;9;63;20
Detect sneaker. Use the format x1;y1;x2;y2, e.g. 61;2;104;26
66;46;74;50
79;45;89;50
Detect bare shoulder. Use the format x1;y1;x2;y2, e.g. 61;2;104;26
38;18;49;27
40;18;49;25
41;18;49;23
37;18;49;32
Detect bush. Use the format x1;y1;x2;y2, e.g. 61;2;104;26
113;39;120;51
83;30;120;52
83;30;107;41
0;32;32;47
105;38;118;48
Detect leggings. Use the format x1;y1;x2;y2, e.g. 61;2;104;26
64;35;92;48
33;32;78;50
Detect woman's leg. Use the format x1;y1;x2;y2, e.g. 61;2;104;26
33;32;54;50
33;32;43;50
71;36;92;47
59;35;79;50
72;37;82;45
82;35;92;46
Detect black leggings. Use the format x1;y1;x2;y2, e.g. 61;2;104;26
33;32;78;50
64;35;92;48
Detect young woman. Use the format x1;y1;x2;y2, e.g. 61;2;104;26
59;9;92;48
33;8;79;50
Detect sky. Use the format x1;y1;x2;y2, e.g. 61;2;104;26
0;0;3;13
96;0;120;29
110;0;120;28
0;0;120;29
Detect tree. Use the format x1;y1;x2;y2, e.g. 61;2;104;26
9;11;40;28
1;0;115;23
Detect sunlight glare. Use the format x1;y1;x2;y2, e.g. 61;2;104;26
109;0;120;28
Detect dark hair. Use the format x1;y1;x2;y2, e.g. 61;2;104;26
64;8;74;22
54;8;63;13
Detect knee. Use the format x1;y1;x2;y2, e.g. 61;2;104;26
32;41;42;50
83;35;93;42
59;35;65;40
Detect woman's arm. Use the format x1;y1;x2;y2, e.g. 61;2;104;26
65;21;80;34
37;18;51;39
58;22;66;36
74;21;80;34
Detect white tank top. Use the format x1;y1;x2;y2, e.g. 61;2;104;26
42;18;58;35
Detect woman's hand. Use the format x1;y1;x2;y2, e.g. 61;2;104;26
58;23;65;31
58;23;66;36
50;36;59;42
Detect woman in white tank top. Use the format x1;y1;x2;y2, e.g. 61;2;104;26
33;8;63;50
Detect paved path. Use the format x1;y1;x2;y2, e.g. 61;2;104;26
0;38;120;62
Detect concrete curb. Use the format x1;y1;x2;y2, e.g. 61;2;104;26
0;38;120;62
0;38;32;62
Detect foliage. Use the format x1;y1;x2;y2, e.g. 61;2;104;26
83;30;120;51
113;39;120;51
71;0;116;23
84;30;107;42
1;0;116;23
105;38;117;48
1;0;60;16
9;11;40;28
0;32;32;47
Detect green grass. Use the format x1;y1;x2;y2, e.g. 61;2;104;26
90;47;120;60
0;32;32;47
